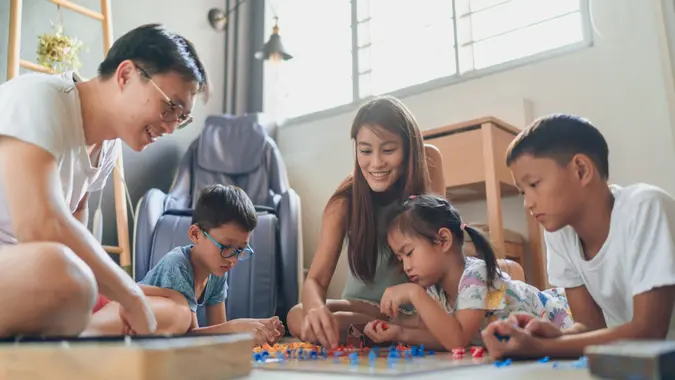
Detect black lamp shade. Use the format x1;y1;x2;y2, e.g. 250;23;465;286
256;27;293;61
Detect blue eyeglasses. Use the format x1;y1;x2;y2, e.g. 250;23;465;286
202;230;254;261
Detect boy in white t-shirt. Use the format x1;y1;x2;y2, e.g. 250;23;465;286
481;114;675;359
0;23;209;337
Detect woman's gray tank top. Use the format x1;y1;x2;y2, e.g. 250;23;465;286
340;202;409;303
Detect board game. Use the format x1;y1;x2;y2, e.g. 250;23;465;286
0;333;254;380
252;341;492;376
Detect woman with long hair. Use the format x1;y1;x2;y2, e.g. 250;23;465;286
286;95;445;348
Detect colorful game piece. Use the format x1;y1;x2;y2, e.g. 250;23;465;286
494;332;510;342
349;352;359;365
452;347;465;360
470;346;485;358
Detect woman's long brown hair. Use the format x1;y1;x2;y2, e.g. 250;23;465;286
329;96;430;283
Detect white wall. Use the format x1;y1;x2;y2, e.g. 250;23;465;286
0;0;226;248
275;0;675;298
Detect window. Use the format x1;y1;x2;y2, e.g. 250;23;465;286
264;0;589;120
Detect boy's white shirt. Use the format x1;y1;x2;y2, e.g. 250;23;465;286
0;72;120;245
545;183;675;338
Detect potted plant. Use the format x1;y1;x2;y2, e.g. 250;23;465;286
36;24;83;72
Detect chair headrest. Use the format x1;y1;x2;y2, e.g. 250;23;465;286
197;114;267;175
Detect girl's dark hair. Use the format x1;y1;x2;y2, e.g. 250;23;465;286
330;96;430;283
385;194;501;289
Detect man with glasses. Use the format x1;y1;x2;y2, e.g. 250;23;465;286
84;184;284;344
0;23;208;337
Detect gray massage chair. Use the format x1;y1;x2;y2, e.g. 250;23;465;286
133;113;302;328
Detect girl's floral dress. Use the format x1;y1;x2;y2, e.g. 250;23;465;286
426;256;574;346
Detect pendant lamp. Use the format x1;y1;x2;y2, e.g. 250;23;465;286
255;17;293;62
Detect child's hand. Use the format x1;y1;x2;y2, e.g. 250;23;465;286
271;316;286;337
380;283;423;318
506;313;562;339
363;320;402;344
481;319;544;359
229;318;281;345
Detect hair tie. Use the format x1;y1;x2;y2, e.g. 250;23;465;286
460;223;467;231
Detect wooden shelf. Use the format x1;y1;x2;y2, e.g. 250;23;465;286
423;117;547;290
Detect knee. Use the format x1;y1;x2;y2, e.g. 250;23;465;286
36;243;98;333
286;304;304;337
170;301;193;334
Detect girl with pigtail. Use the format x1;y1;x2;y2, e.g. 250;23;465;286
364;194;573;351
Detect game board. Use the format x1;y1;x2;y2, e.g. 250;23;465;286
0;333;253;380
252;342;491;376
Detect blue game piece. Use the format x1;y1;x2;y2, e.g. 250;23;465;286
411;346;418;357
369;350;376;363
261;350;269;359
494;332;510;342
349;352;359;365
538;356;550;363
428;350;435;356
573;356;588;369
253;353;263;362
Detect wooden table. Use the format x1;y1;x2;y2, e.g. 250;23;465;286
245;360;597;379
423;117;547;290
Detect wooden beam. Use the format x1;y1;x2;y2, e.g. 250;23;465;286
7;0;22;80
48;0;104;21
100;0;113;53
19;59;54;74
103;245;123;255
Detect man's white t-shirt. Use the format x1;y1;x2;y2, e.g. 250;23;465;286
545;183;675;338
0;71;120;245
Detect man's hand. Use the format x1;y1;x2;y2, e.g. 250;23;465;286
118;292;158;335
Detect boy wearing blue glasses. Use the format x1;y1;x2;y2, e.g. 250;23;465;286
84;184;284;345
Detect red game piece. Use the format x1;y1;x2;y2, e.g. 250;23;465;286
471;346;485;358
451;347;465;359
381;322;388;330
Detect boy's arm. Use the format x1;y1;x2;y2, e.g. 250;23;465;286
540;286;675;357
206;302;227;326
561;285;607;335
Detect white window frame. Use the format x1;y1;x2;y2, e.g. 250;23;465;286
265;0;593;125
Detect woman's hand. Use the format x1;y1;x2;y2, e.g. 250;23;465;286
301;305;339;349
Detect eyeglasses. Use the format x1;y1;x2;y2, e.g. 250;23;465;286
202;229;254;261
137;67;193;130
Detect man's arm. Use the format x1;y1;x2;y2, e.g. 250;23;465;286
0;137;147;318
73;193;89;226
561;285;607;335
540;286;675;358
